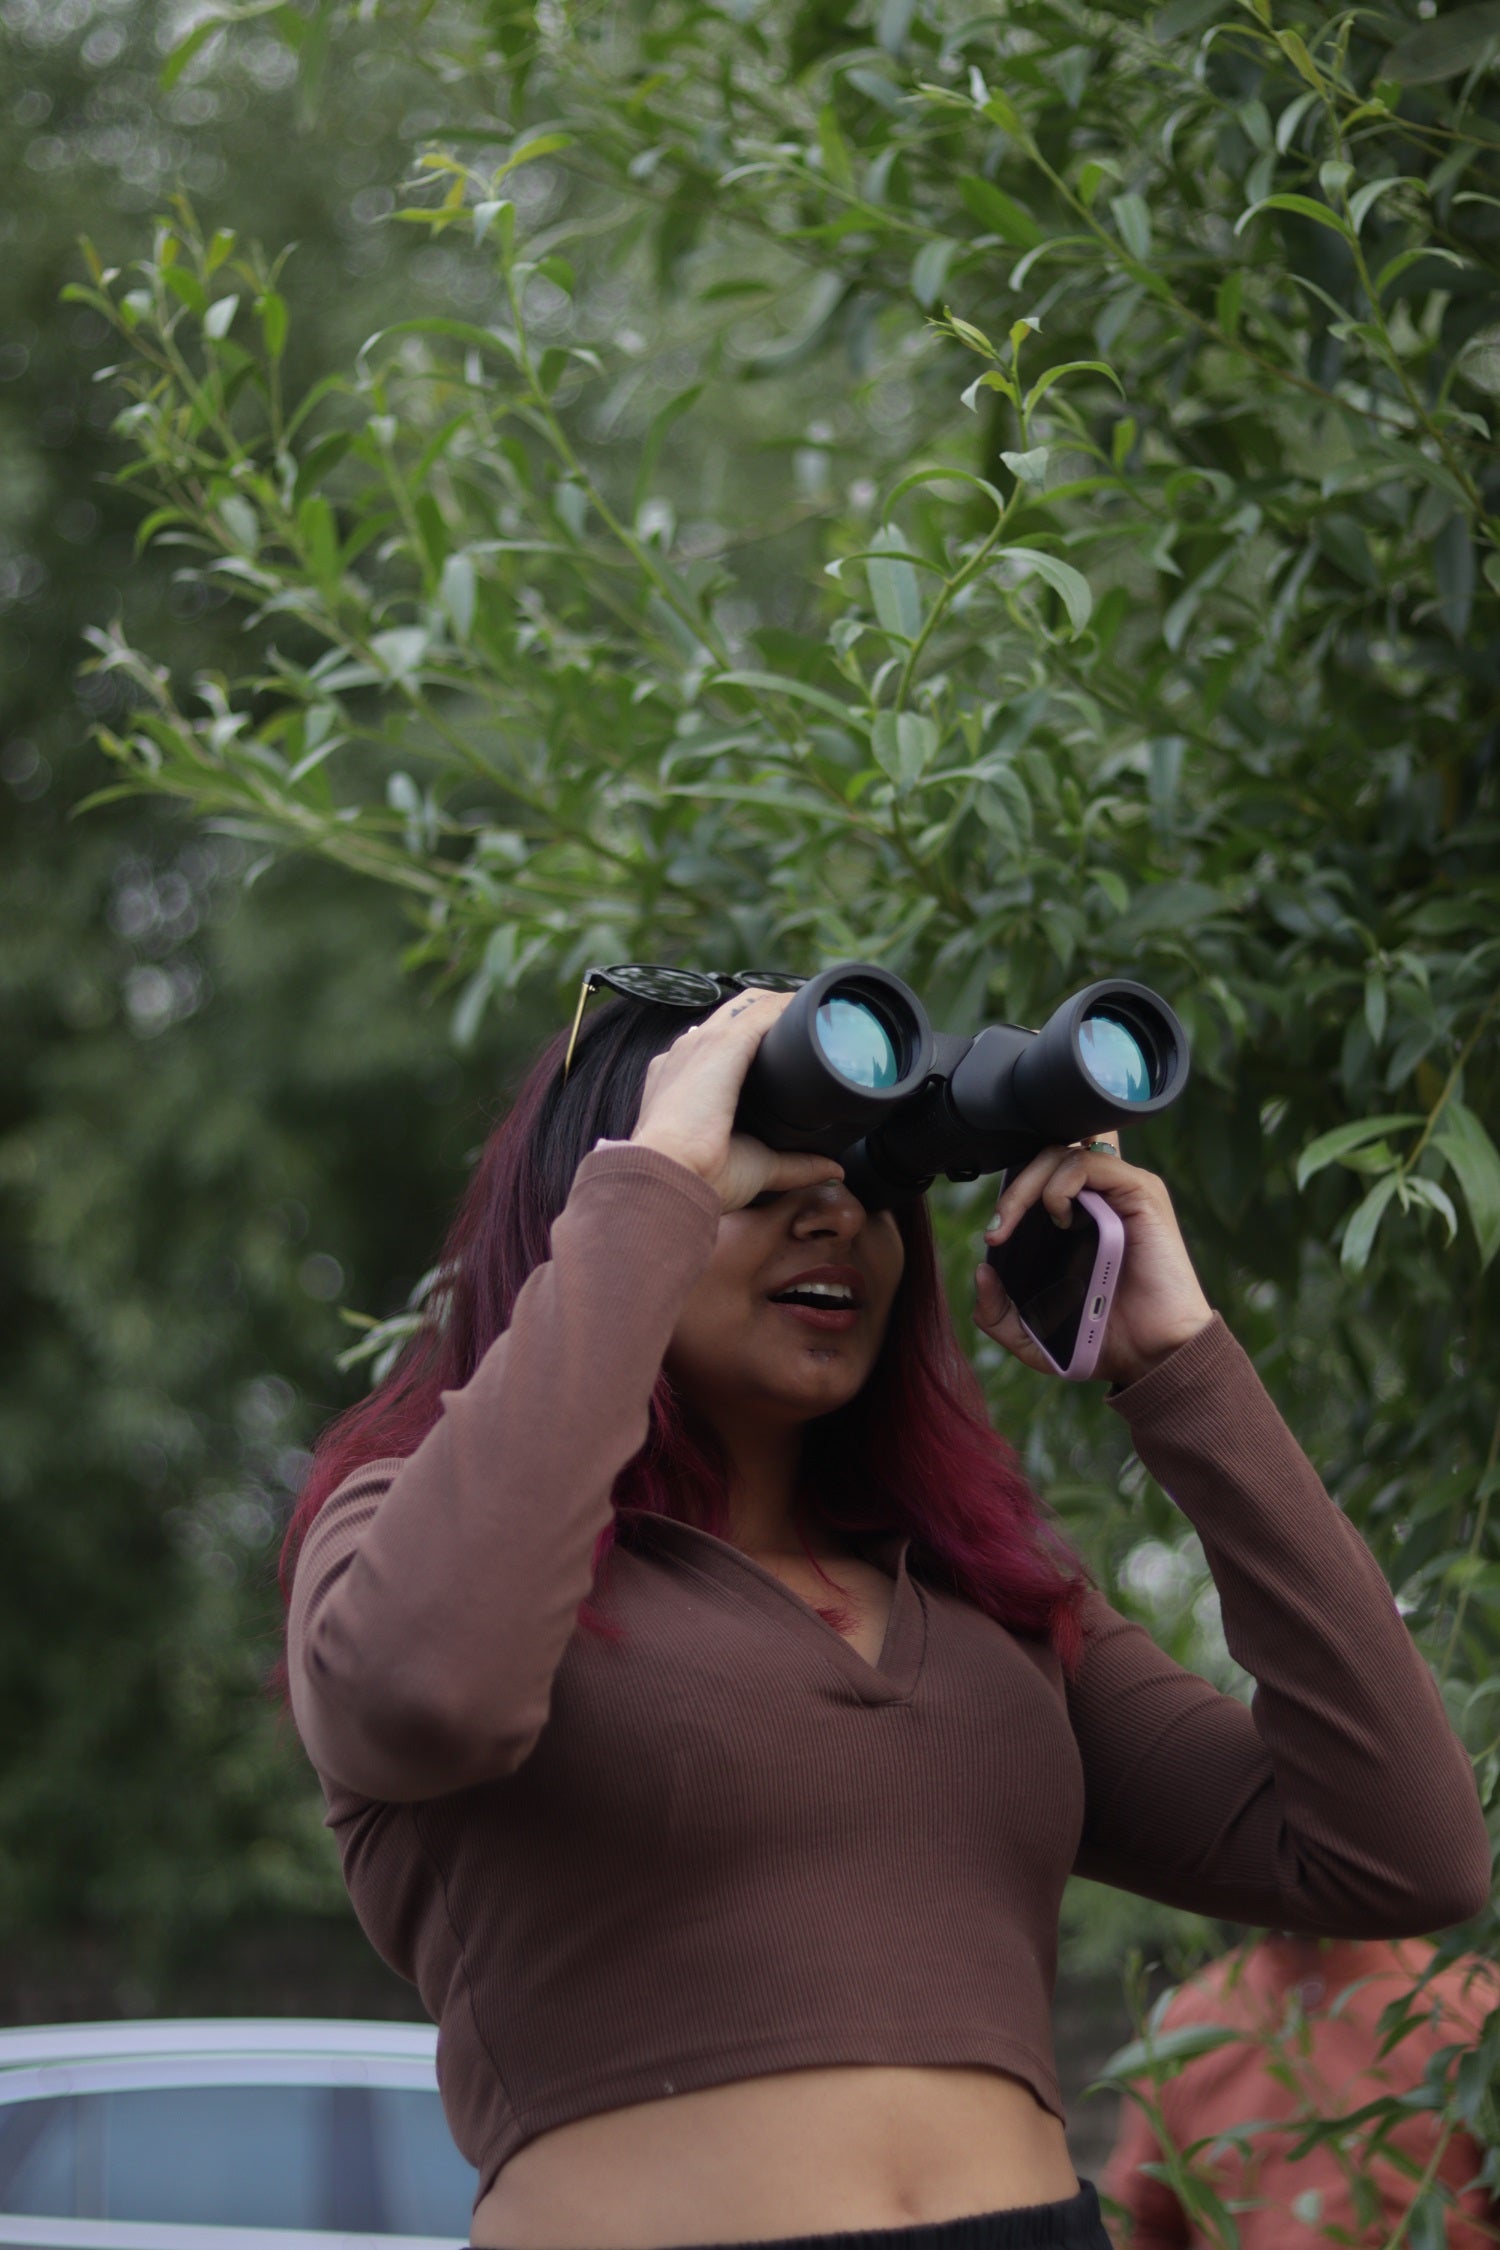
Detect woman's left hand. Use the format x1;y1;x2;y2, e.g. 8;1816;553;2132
972;1136;1214;1388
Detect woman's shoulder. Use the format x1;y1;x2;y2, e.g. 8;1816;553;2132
324;1454;407;1507
293;1455;408;1584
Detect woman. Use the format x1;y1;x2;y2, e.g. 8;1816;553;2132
284;983;1489;2250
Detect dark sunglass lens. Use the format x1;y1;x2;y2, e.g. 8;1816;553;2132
604;965;722;1006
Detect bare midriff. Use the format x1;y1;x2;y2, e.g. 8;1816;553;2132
470;2064;1080;2248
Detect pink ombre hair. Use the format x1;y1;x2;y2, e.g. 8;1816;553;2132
281;996;1091;1674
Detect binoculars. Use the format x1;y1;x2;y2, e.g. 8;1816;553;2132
735;963;1190;1209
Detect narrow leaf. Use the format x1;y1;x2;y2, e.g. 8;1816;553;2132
1433;1102;1500;1267
994;546;1093;636
1296;1115;1421;1191
1235;194;1352;242
1024;359;1125;413
957;176;1044;249
1386;4;1500;84
161;16;223;90
867;523;924;642
1341;1172;1402;1274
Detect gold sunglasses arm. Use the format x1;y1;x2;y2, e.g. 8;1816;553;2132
561;972;596;1083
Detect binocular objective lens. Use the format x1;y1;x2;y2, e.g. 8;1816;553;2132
816;997;899;1089
1080;1014;1153;1104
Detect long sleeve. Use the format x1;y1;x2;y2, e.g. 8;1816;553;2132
287;1142;720;1802
1068;1316;1491;1934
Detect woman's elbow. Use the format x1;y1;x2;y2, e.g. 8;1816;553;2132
1359;1823;1493;1935
294;1643;546;1800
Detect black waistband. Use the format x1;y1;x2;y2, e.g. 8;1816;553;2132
475;2180;1110;2250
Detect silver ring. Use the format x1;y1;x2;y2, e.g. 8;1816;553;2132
1084;1139;1118;1155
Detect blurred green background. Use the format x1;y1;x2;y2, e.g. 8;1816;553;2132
0;0;523;2019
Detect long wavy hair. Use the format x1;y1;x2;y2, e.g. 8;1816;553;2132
280;994;1092;1673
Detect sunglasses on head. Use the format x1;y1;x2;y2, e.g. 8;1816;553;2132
561;963;804;1080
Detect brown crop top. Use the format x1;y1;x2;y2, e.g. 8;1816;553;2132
286;1144;1490;2208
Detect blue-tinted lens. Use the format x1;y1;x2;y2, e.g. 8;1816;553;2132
1080;1014;1153;1103
816;996;898;1089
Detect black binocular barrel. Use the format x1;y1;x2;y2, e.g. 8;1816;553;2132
735;963;935;1154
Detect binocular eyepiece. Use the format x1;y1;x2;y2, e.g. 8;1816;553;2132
735;963;1190;1209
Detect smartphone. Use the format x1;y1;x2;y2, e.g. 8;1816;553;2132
985;1186;1124;1381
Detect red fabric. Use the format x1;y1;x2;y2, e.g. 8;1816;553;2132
1103;1937;1500;2248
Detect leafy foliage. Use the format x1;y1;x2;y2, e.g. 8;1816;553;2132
48;0;1500;2208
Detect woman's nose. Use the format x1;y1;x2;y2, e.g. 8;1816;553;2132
789;1181;869;1238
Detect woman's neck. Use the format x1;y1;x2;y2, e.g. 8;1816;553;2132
716;1415;820;1557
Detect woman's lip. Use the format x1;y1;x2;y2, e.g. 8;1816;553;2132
771;1302;860;1332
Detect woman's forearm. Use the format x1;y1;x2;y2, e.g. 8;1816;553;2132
1074;1317;1490;1932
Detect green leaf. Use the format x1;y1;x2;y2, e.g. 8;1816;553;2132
494;131;574;181
1404;1176;1459;1245
866;522;924;642
1341;1172;1402;1274
1386;4;1500;84
163;266;208;318
161;15;224;91
1296;1115;1421;1190
960;369;1016;412
816;103;854;191
957;177;1044;249
1433;1102;1500;1267
1095;2023;1245;2083
1001;447;1050;487
1235;194;1351;242
1349;176;1423;235
942;308;998;357
1110;192;1153;261
258;290;289;360
441;552;477;641
203;294;240;341
1276;28;1326;91
994;546;1093;636
1023;359;1125;413
872;710;938;791
710;671;864;728
218;495;259;554
910;238;958;310
1434;514;1475;640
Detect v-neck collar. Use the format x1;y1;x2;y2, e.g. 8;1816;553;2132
619;1514;925;1706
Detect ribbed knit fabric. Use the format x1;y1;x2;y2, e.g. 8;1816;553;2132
472;2181;1111;2250
287;1144;1490;2210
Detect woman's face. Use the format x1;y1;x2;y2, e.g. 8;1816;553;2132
663;1180;906;1436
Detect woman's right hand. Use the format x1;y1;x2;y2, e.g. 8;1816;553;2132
629;989;847;1212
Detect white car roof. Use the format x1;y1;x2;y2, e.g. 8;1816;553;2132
0;2020;438;2074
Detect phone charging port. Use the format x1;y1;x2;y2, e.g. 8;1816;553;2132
1091;1295;1105;1316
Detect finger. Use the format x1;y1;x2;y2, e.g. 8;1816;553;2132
760;1150;846;1194
708;987;794;1034
983;1146;1074;1243
972;1262;1047;1367
972;1260;1008;1328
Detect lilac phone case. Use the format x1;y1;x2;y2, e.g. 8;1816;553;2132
1020;1188;1125;1382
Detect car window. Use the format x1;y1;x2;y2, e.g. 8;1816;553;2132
0;2077;475;2233
0;2095;76;2214
88;2084;328;2227
369;2086;477;2234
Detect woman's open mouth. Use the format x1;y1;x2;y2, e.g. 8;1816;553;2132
766;1272;863;1332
